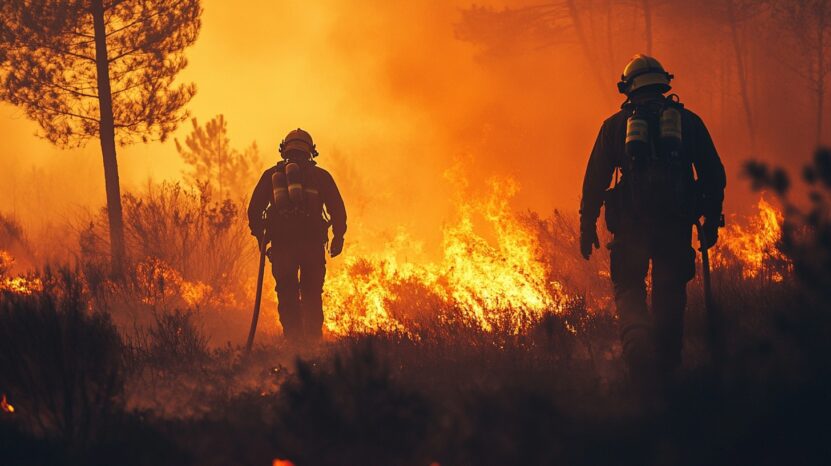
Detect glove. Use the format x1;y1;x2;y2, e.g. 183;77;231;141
580;224;600;260
700;218;720;250
253;233;267;252
330;236;344;258
250;220;265;240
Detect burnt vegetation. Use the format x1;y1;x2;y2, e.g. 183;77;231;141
0;150;829;465
1;1;831;465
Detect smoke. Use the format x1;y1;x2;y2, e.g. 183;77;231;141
0;0;821;264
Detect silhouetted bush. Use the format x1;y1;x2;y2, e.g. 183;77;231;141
7;149;831;465
0;268;124;445
0;212;35;270
128;309;210;368
744;147;831;304
273;342;433;466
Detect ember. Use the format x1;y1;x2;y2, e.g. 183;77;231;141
1;393;14;413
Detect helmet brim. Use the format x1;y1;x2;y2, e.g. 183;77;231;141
283;140;312;155
629;73;671;94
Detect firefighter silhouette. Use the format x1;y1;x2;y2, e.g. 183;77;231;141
580;55;726;382
248;128;346;343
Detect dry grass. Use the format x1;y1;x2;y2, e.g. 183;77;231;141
2;156;831;465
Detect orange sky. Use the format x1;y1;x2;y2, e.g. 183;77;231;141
0;0;764;258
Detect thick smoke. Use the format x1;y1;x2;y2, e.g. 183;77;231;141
0;0;823;264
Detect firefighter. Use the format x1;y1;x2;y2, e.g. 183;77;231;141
579;55;726;383
247;128;347;343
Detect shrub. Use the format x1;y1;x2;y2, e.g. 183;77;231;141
81;181;255;302
274;342;433;466
0;213;35;270
128;309;210;368
0;268;124;445
744;147;831;303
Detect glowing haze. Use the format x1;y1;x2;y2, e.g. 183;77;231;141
0;0;810;264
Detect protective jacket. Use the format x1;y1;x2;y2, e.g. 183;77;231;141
580;97;727;376
580;102;726;231
247;160;347;243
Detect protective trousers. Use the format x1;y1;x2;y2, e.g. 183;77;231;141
609;222;695;378
270;240;327;343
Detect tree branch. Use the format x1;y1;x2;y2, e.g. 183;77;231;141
111;80;144;96
47;80;99;99
106;0;189;37
36;104;100;123
70;30;96;41
33;41;97;62
103;0;129;11
108;46;143;63
114;119;143;129
106;9;164;37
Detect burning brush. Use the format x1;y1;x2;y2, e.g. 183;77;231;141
0;250;43;295
712;196;790;281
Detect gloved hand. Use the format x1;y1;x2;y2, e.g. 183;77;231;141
330;236;344;258
250;220;265;239
251;228;265;248
580;224;600;260
700;217;720;250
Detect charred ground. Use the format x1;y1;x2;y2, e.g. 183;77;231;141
1;150;830;466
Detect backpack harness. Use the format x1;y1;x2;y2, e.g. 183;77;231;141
605;94;696;230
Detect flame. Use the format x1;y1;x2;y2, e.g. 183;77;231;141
1;393;14;413
1;276;44;295
714;196;789;281
135;257;224;307
323;179;569;336
0;250;43;295
0;250;11;275
272;460;295;466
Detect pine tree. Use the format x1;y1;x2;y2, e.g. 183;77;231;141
176;115;263;202
0;0;202;276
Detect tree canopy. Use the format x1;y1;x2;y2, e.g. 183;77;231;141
0;0;201;147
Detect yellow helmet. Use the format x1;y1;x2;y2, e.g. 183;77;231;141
279;128;318;158
617;54;673;95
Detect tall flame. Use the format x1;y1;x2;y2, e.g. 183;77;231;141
323;179;569;336
714;196;789;281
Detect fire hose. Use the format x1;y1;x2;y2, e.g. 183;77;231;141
245;213;270;354
695;216;724;365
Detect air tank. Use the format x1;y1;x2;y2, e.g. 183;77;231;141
625;111;650;165
285;162;305;205
271;171;290;211
660;106;682;151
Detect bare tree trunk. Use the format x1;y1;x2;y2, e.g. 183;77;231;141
606;0;616;66
565;0;612;103
819;82;825;146
727;0;756;153
92;0;126;278
817;4;826;145
642;0;653;54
